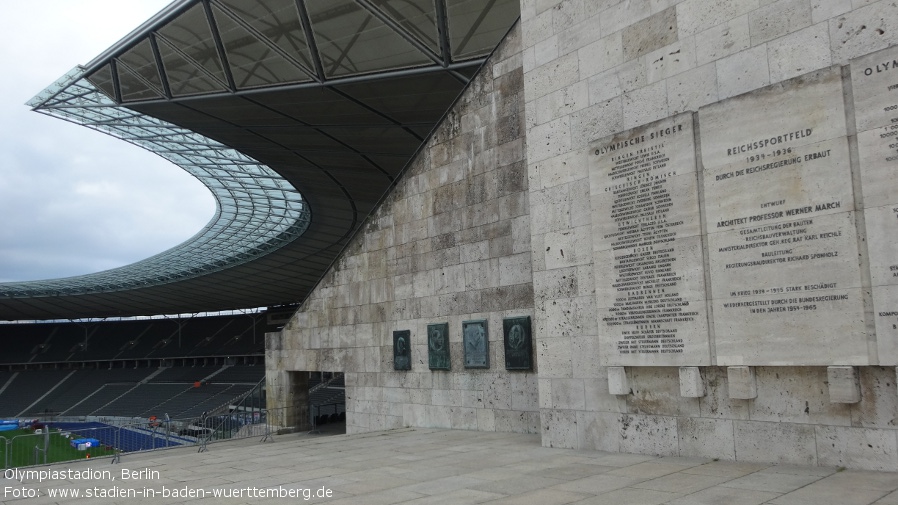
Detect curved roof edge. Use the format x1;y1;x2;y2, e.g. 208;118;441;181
0;67;310;298
0;0;522;320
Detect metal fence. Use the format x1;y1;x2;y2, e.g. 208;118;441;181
0;373;340;469
0;407;294;470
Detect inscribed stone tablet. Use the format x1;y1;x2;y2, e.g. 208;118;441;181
427;323;450;370
503;316;532;370
699;66;868;366
463;320;489;368
872;286;898;362
850;46;898;132
588;112;711;366
393;330;411;371
851;45;898;364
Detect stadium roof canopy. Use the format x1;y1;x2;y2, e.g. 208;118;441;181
0;0;519;321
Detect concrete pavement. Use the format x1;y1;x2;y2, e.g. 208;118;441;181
2;427;897;504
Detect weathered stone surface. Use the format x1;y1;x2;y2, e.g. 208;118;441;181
734;421;818;465
621;7;678;61
767;23;833;83
874;287;898;364
815;425;898;471
828;1;898;64
677;417;736;460
518;0;898;471
858;130;898;211
715;45;770;99
619;414;679;456
827;366;860;403
851;45;898;132
267;23;538;436
851;46;898;365
700;66;868;366
726;366;757;399
608;366;629;395
700;66;847;168
678;366;705;397
694;15;750;67
748;0;812;46
749;366;852;426
590;113;710;366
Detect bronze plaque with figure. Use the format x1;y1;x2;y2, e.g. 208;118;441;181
393;330;411;370
503;316;532;370
427;323;450;370
463;320;489;368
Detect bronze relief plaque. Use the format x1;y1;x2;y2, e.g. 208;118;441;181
393;330;411;370
427;322;450;370
503;316;532;370
463;319;489;368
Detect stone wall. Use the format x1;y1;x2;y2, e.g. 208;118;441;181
267;0;898;470
522;0;898;470
267;24;540;435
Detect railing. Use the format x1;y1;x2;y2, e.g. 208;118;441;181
203;378;265;419
0;407;293;470
1;425;117;470
196;380;266;451
309;403;345;434
308;373;344;395
307;373;345;433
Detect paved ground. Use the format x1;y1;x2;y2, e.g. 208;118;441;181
3;427;898;505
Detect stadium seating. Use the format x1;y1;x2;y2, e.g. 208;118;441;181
0;314;267;367
0;313;322;426
64;384;135;417
23;367;153;416
210;365;264;383
0;370;73;417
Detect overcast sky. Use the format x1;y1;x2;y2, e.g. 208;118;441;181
0;1;216;284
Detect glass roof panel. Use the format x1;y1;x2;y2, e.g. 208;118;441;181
117;63;164;102
216;0;315;72
157;3;227;93
307;0;432;77
211;4;311;89
446;0;519;60
7;71;310;298
117;38;164;92
157;37;227;96
369;0;440;55
86;64;117;101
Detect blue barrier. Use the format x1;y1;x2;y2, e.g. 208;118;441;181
48;422;183;453
70;438;100;450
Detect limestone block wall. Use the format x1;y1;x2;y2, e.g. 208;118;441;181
521;0;898;469
267;24;539;435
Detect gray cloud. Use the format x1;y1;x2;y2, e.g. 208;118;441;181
0;1;215;283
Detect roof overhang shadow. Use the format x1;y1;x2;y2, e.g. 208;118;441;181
0;0;519;320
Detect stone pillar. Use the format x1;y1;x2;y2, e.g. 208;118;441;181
287;371;311;430
265;369;310;431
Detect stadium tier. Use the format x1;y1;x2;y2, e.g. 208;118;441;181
0;365;264;418
0;313;267;366
0;313;269;420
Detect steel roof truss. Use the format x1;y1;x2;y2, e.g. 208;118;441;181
294;0;325;82
354;0;442;66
